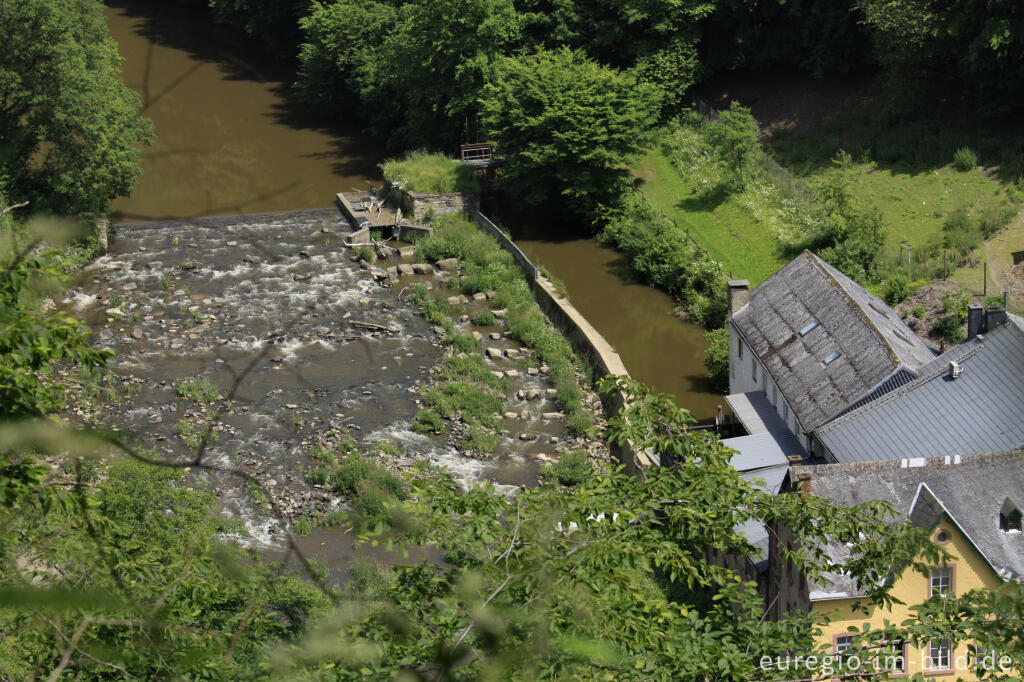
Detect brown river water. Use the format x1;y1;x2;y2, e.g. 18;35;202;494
90;1;721;574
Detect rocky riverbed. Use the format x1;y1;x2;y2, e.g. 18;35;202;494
60;209;608;555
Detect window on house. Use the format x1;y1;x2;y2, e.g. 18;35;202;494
878;640;906;674
783;402;789;422
821;351;840;367
771;384;777;405
738;339;743;359
835;635;855;654
930;566;953;597
1000;499;1022;532
799;320;819;336
752;357;757;381
927;639;952;671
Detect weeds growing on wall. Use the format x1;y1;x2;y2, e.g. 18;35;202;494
409;213;595;438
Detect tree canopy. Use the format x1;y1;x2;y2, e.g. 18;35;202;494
480;48;658;223
0;0;152;219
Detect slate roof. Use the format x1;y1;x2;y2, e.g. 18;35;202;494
816;317;1024;463
792;451;1024;600
731;251;936;432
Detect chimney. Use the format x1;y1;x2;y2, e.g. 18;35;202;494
728;279;750;317
967;303;983;340
985;306;1007;331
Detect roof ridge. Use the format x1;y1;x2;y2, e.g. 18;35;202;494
803;250;901;366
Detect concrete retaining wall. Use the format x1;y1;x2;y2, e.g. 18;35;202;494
470;210;650;475
470;211;538;281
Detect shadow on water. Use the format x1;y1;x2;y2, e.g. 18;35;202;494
490;199;724;421
105;0;382;221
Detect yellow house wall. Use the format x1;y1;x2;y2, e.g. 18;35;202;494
812;518;1012;679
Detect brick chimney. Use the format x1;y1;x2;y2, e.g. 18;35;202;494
728;279;750;318
967;303;983;340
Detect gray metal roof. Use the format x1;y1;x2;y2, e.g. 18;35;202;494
816;319;1024;463
724;391;794;436
792;451;1024;599
725;435;794;566
724;432;805;477
731;251;936;432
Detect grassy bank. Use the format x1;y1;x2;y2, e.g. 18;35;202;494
380;151;479;194
635;146;786;285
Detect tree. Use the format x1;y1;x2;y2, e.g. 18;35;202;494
703;326;730;392
209;0;313;56
0;0;153;219
480;48;658;226
703;101;760;192
0;203;110;419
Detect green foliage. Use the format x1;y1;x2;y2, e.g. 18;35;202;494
444;328;479;354
538;265;569;299
434;354;507;391
566;409;593;436
0;0;153;218
209;0;311;56
174;376;221;404
703;326;730;392
374;440;401;457
910;305;926;319
0;456;328;678
481;47;658;224
459;424;499;454
275;376;948;679
602;192;729;327
539;449;592;487
881;273;911;305
792;172;887;282
470;310;498;326
411;407;446;434
174;415;219;451
0;211;110;418
953;146;978;171
932;288;970;342
422;382;503;430
293;515;314;537
328;451;407;518
703;102;761;192
381;151;479;194
351;245;375;263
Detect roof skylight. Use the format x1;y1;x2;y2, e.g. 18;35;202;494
799;320;819;336
821;351;840;367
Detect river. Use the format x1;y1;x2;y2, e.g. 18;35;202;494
104;0;721;420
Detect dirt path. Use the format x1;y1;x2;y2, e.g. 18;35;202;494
954;208;1024;313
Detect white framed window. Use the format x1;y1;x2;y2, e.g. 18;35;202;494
835;634;854;654
930;566;953;597
927;639;951;671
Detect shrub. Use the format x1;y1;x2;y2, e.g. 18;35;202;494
412;408;446;434
953;147;978;171
422;382;503;429
175;376;221;403
444;329;478;354
375;441;401;456
460;424;499;454
352;245;375;263
566;410;594;436
540;450;593;487
985;294;1006;308
910;305;926;319
306;466;330;486
347;560;394;596
293;516;313;537
882;274;911;306
703;327;729;393
434;355;507;390
174;416;218;451
470;311;498;326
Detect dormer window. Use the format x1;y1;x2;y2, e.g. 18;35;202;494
1000;499;1022;533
